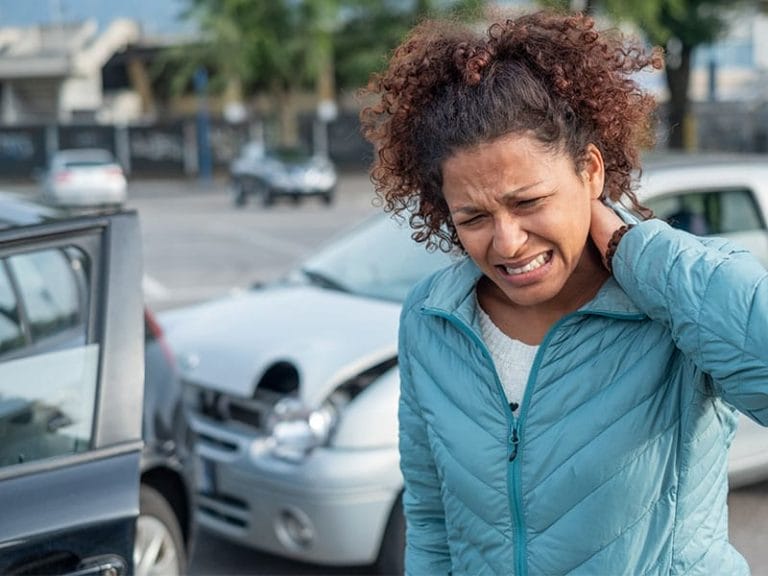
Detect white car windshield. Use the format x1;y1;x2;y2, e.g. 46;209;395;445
299;214;454;302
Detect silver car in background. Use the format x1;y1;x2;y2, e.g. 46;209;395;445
230;143;337;207
43;148;127;209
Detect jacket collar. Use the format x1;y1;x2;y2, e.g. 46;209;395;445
421;256;644;322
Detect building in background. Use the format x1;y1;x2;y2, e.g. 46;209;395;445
685;7;768;103
0;19;147;125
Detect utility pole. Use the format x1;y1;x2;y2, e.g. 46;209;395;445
313;1;338;158
194;67;213;183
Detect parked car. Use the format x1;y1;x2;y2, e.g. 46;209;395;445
0;206;143;575
42;148;127;209
638;154;768;268
230;143;337;207
161;157;768;574
0;194;192;576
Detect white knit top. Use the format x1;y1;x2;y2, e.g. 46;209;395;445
476;301;539;412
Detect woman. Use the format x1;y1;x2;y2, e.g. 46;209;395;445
361;10;768;576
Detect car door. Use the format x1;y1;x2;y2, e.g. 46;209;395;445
0;212;144;576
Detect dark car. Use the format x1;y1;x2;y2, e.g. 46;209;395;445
230;143;338;207
0;194;191;576
0;207;142;575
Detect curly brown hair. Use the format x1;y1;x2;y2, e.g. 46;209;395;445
360;11;663;251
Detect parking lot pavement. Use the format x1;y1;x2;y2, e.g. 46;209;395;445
1;170;377;202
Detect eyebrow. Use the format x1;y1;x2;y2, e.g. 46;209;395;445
451;181;544;215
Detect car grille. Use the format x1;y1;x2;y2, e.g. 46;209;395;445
197;492;250;529
182;378;285;434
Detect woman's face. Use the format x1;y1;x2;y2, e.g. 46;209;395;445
442;133;604;311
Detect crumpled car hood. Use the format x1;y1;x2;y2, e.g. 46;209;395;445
159;285;400;406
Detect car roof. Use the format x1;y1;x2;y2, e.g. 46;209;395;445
638;152;768;199
0;193;60;229
642;151;768;172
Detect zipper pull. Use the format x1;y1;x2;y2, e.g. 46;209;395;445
508;427;519;462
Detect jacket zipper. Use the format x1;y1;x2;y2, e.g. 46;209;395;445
422;305;644;576
422;306;527;574
509;309;644;576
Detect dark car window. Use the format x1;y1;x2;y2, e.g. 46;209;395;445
0;265;24;353
8;249;83;341
0;246;95;469
268;147;311;163
647;187;765;235
62;160;114;168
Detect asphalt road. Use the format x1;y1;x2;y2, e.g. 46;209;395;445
4;174;768;574
127;173;381;312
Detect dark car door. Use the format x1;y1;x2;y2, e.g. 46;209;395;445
0;212;143;576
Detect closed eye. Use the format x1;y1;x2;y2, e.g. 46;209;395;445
516;196;545;209
455;214;485;227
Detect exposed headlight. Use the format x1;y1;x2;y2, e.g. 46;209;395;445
266;393;347;462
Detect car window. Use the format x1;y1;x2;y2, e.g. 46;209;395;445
62;160;113;168
8;249;83;341
269;147;311;163
0;264;24;353
720;189;764;233
300;215;454;302
0;246;96;469
646;187;765;235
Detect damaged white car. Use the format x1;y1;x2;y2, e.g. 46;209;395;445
160;214;452;573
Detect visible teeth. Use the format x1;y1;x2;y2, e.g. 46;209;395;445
505;253;550;275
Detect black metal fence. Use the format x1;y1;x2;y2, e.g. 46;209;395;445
0;103;765;180
0;119;252;179
692;101;768;154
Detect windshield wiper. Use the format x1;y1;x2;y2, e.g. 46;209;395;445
300;268;350;293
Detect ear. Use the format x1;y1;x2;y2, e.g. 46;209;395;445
582;143;605;200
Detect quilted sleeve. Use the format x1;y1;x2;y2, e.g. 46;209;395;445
612;219;768;424
398;305;452;575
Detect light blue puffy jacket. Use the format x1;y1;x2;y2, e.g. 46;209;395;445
398;219;768;575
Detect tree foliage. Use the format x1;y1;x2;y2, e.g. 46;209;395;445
538;0;748;149
172;0;485;95
608;0;748;149
164;0;485;143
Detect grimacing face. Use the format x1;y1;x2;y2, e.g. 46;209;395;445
441;133;605;312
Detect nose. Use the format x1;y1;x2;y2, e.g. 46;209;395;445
492;215;527;258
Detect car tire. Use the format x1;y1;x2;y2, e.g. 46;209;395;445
232;180;248;207
321;191;334;206
134;484;186;576
261;189;275;207
374;494;405;575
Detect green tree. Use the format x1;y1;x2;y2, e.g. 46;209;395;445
335;0;486;88
175;0;329;145
539;0;746;149
170;0;486;145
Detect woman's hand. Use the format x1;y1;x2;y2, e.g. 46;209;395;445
590;199;626;269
